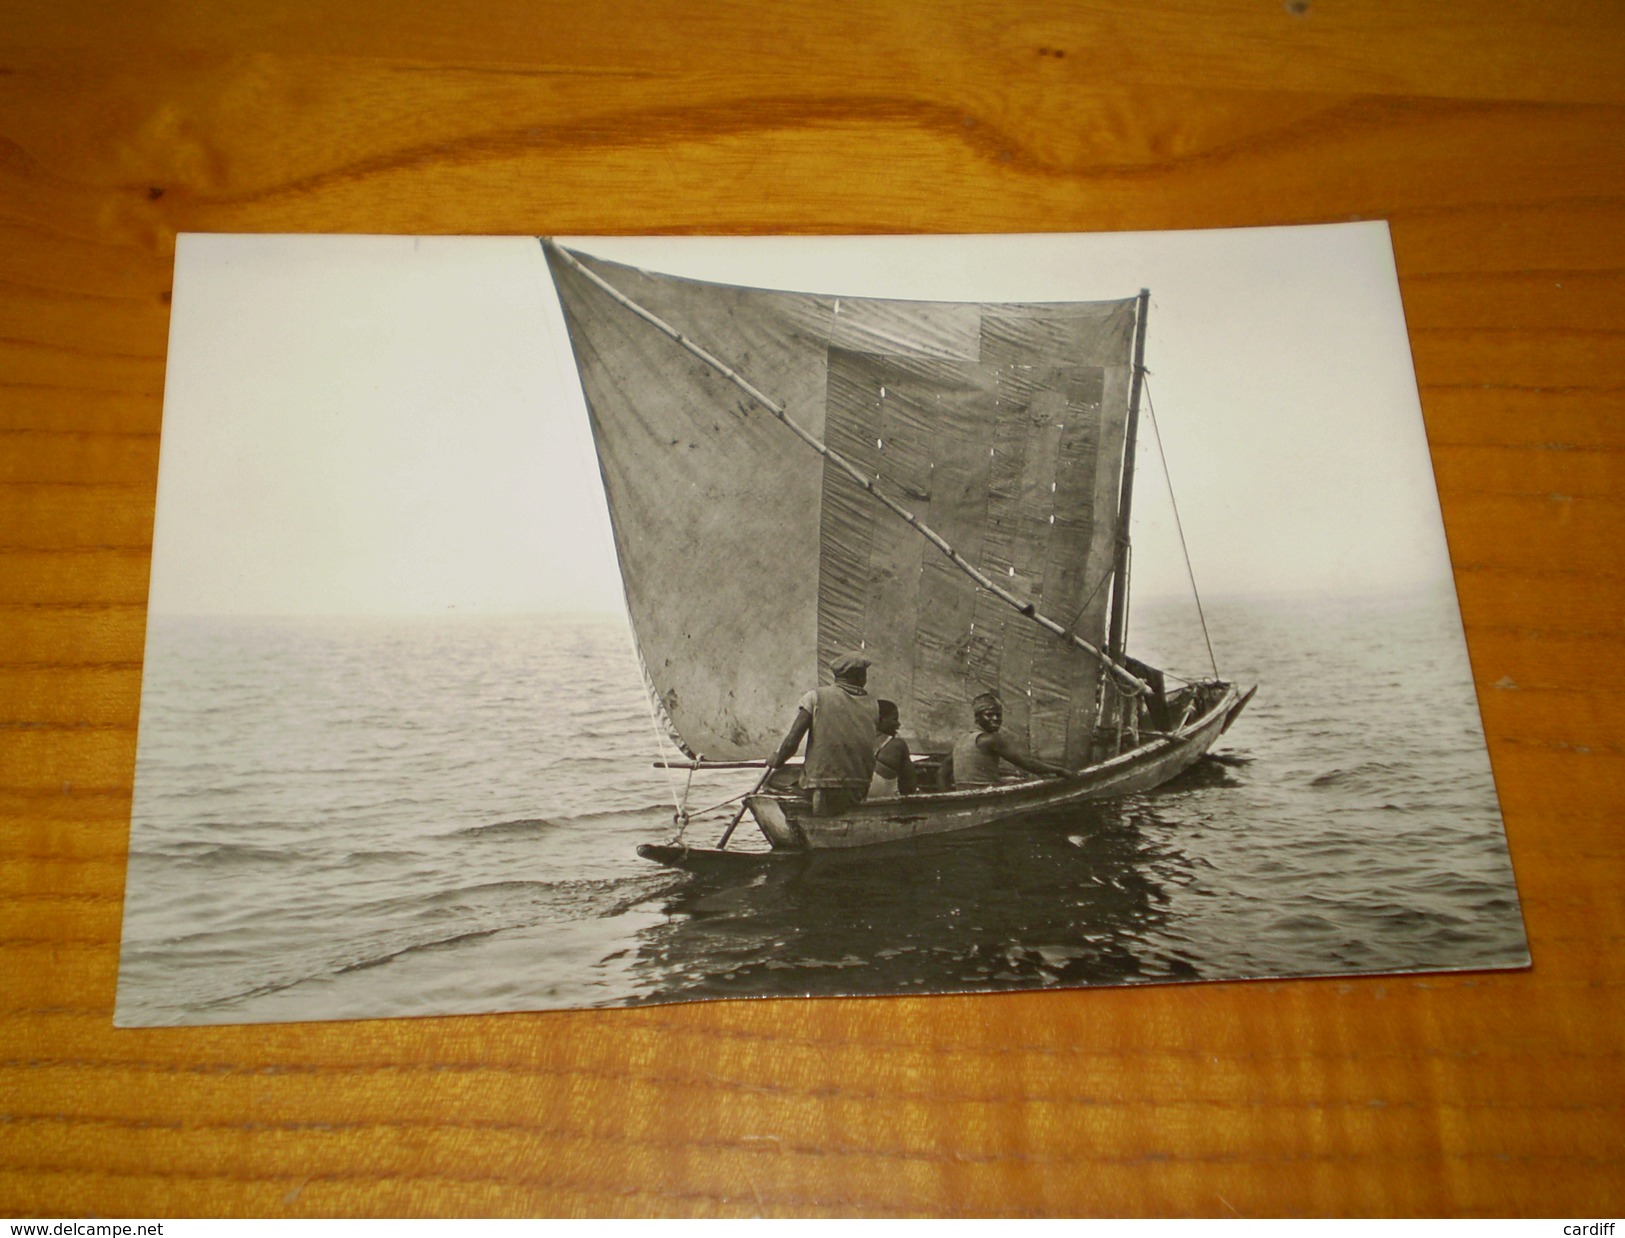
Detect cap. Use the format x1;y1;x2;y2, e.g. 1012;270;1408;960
972;691;1003;712
830;652;872;680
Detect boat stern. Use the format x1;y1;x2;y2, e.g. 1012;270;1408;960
746;794;807;850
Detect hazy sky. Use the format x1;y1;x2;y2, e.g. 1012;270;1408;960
149;225;1452;617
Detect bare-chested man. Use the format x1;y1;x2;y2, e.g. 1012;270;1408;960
938;691;1070;789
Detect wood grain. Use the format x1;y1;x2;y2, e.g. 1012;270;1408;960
2;0;1621;1217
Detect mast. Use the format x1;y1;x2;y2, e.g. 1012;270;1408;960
1106;288;1151;664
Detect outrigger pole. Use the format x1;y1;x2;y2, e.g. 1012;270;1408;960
544;240;1151;699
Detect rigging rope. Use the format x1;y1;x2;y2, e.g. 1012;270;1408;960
1067;559;1118;639
641;698;689;827
625;632;691;826
545;239;1151;698
1143;377;1220;680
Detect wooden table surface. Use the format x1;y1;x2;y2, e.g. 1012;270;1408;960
3;0;1622;1218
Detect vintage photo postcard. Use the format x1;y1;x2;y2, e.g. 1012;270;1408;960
115;226;1529;1026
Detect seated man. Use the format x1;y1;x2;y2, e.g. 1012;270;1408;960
767;652;881;816
868;699;919;799
939;691;1070;789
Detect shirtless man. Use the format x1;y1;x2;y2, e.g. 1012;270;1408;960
938;691;1070;789
868;699;919;799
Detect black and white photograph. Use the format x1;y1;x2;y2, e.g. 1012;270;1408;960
114;225;1530;1027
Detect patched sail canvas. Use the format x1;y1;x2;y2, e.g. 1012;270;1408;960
545;243;1137;763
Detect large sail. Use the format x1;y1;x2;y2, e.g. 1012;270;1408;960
545;244;1138;764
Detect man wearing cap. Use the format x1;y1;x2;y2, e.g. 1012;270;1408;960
767;652;882;816
939;690;1071;789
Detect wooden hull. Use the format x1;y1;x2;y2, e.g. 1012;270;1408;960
635;842;787;872
746;683;1248;851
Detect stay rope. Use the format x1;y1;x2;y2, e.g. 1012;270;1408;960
1067;559;1118;639
641;702;694;836
625;637;694;833
1143;377;1220;680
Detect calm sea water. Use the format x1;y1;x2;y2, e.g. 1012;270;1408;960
115;592;1528;1025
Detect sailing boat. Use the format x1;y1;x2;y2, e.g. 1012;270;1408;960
542;240;1254;859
